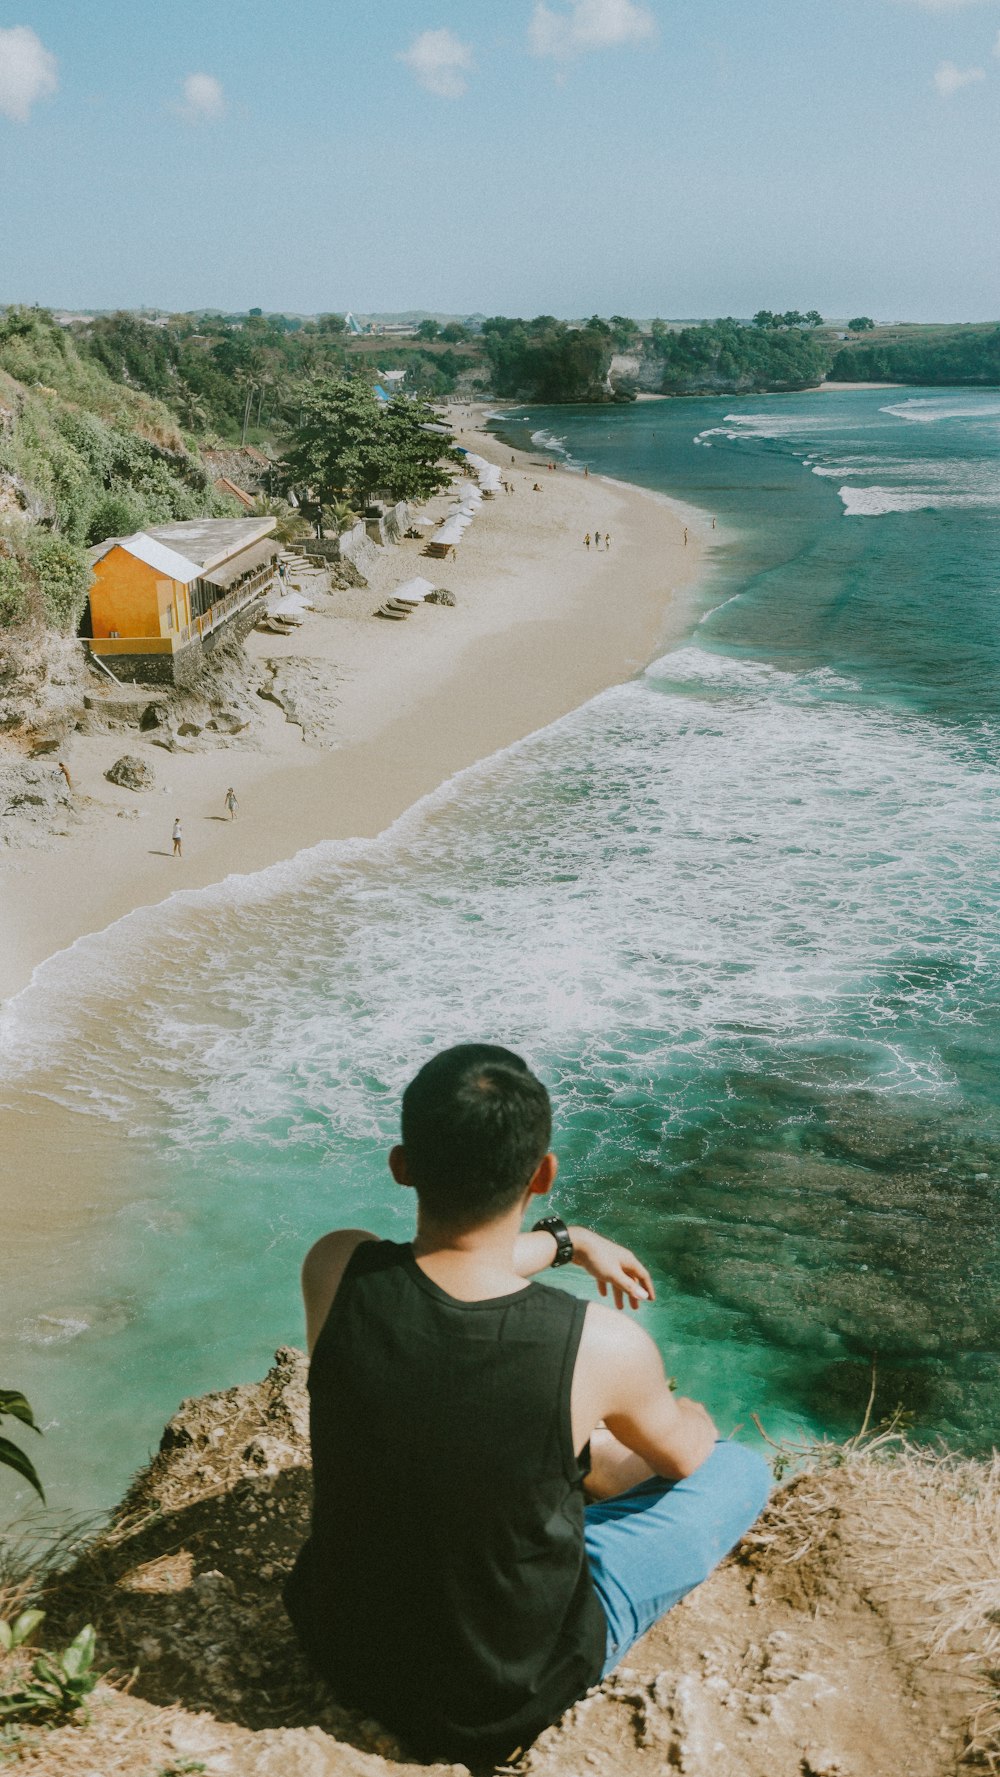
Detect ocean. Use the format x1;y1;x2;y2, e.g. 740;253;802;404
1;386;998;1520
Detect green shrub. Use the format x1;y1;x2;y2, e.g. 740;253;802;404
0;1618;98;1725
85;492;144;545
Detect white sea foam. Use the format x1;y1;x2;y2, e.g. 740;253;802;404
20;1315;89;1345
881;397;1000;425
838;483;1000;517
7;654;998;1152
530;428;569;454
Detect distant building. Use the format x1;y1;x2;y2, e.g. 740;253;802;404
86;517;278;685
212;475;257;512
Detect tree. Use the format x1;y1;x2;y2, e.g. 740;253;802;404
250;495;309;546
416;319;440;341
279;380;457;530
805;310;824;328
848;316;875;332
318;313;347;335
379;395;462;501
752;310;777;329
438;322;469;344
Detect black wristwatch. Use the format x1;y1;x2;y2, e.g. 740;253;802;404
532;1215;574;1268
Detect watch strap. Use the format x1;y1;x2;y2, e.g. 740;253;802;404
532;1215;574;1268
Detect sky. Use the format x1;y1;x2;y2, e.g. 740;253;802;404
1;0;999;320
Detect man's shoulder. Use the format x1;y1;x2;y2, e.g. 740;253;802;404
302;1228;380;1353
579;1299;658;1365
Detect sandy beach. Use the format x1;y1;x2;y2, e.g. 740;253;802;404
0;412;705;1007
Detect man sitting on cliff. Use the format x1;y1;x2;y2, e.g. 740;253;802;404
285;1043;769;1766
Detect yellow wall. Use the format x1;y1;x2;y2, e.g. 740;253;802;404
89;547;189;643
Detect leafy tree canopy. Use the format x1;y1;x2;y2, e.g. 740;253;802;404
278;380;458;526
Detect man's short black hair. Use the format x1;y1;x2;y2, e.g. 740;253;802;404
401;1043;552;1230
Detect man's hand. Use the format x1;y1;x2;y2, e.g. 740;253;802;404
569;1228;655;1311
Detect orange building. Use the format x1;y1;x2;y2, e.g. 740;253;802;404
87;518;278;684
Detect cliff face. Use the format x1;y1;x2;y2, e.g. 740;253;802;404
13;1351;995;1777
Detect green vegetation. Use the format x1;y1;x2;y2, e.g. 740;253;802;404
0;1395;43;1505
76;309;472;439
480;315;620;402
279;380;460;529
829;323;1000;386
0;308;239;631
752;309;825;329
0;1616;97;1726
651;317;829;394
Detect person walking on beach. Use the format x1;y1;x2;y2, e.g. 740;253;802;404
286;1043;769;1767
684;527;689;546
171;818;182;857
57;760;72;791
593;526;601;548
584;533;591;550
225;787;239;821
605;532;611;550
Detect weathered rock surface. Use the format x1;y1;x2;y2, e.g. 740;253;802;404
105;753;156;791
0;758;75;846
258;657;342;747
426;588;457;607
25;1350;995;1777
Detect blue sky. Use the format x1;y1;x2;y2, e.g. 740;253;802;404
1;0;999;319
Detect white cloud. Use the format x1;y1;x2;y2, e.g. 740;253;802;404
0;25;57;124
399;28;473;98
529;0;657;59
934;57;986;91
180;72;226;122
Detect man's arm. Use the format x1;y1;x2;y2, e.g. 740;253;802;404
301;1228;377;1354
581;1307;717;1480
514;1225;654;1310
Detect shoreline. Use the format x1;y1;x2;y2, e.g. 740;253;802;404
0;410;708;1011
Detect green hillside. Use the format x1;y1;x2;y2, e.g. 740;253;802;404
828;321;1000;387
0;308;238;632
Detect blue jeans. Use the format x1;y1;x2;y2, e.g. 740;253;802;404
584;1439;771;1676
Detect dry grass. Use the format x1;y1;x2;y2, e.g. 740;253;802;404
746;1407;1000;1773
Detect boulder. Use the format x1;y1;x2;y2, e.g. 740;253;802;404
426;588;457;607
105;753;156;791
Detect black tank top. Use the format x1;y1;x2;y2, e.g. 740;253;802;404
284;1240;607;1764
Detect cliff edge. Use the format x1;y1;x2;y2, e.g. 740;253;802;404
4;1350;996;1776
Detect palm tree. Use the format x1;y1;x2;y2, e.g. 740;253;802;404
322;499;360;536
249;496;308;547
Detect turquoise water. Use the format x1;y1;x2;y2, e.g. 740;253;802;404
2;387;998;1520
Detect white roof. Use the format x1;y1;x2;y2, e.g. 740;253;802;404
111;532;201;584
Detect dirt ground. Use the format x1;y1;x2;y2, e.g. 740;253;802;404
2;1350;996;1777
